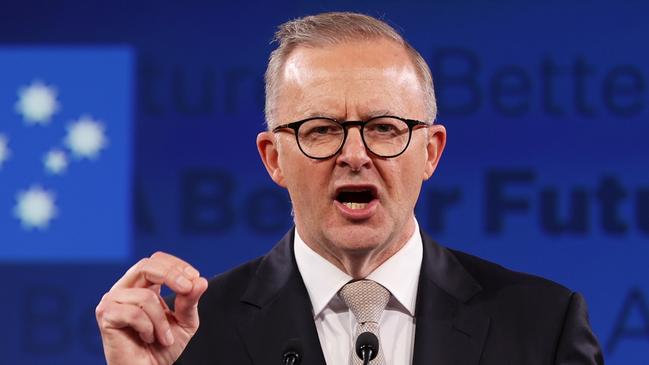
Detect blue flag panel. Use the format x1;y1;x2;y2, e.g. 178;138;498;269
0;48;133;262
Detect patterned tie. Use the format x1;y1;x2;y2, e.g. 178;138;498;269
339;280;390;365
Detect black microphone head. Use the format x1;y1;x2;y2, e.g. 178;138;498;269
355;332;379;360
282;338;303;364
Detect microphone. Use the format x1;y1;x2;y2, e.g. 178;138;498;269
282;338;302;365
355;332;379;365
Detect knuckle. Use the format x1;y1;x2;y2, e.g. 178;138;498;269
95;303;105;320
126;307;143;323
150;251;166;260
141;322;153;336
164;266;180;281
147;291;160;304
134;258;149;270
98;304;117;325
95;294;112;319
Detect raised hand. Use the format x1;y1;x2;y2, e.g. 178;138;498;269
96;252;209;365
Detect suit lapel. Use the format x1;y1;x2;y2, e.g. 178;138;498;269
237;229;326;365
412;232;490;365
235;228;489;365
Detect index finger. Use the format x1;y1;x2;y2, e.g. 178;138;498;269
112;252;200;291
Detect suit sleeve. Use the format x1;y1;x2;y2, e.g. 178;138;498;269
554;292;604;365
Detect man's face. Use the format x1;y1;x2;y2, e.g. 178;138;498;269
258;39;445;267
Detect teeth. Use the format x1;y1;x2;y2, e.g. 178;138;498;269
343;202;368;210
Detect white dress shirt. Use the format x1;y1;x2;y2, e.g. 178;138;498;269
294;219;423;365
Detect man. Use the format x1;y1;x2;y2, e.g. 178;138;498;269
96;12;604;365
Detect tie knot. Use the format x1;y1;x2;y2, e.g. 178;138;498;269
339;280;390;324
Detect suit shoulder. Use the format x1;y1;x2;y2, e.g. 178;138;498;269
442;249;602;362
447;248;580;344
448;248;572;298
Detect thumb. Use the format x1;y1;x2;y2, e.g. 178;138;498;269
174;276;208;328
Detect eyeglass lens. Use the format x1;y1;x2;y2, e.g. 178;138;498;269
297;117;412;158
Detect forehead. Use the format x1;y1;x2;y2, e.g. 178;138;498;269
276;39;426;121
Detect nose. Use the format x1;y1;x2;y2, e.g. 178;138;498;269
336;126;371;170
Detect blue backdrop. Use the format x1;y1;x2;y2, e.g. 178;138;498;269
0;0;647;363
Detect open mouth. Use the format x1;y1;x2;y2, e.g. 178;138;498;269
335;188;377;210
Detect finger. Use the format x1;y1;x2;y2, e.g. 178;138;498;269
174;277;209;328
112;257;162;289
109;288;175;346
150;251;200;279
96;301;155;344
113;253;200;294
162;265;196;295
114;252;199;288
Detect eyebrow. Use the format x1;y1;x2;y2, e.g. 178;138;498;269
300;109;400;121
303;111;339;120
365;109;396;119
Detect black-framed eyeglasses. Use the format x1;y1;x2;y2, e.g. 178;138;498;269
272;115;429;160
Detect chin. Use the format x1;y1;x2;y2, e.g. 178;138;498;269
324;224;388;252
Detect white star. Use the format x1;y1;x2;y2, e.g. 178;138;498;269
43;148;68;174
64;115;108;159
15;80;60;124
0;134;10;169
14;185;58;230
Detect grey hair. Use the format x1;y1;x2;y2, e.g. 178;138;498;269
264;12;437;129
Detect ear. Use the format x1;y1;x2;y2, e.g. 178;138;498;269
257;131;287;187
423;124;447;181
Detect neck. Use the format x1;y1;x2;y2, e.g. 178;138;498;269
299;218;416;279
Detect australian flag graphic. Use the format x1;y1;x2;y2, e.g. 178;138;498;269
0;48;133;262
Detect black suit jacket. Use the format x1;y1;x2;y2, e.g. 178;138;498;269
174;229;603;364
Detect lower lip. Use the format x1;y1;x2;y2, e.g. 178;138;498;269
334;199;379;220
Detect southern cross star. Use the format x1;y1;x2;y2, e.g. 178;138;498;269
15;80;60;125
43;148;68;174
65;115;108;159
14;185;58;230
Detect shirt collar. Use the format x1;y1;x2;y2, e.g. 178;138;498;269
294;219;423;318
366;219;422;316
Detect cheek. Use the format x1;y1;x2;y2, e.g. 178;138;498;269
386;158;425;200
282;161;330;204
